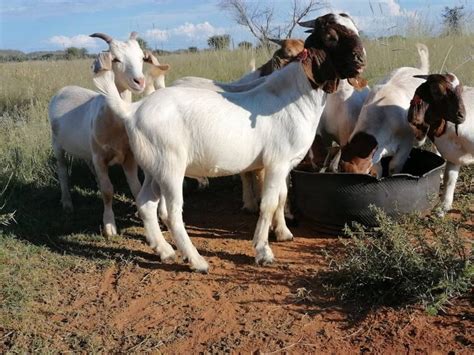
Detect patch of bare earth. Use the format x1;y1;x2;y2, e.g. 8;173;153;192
2;179;473;353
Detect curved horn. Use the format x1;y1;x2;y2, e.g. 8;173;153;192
129;31;139;40
298;19;317;28
144;50;159;65
268;38;283;46
90;33;113;44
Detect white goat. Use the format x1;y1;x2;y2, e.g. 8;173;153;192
339;43;429;176
407;73;472;214
92;13;367;272
172;39;305;210
49;32;169;236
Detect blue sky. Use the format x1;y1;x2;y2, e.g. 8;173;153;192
0;0;472;52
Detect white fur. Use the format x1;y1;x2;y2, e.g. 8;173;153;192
94;60;329;272
335;14;359;35
433;86;474;213
49;36;168;237
348;43;429;175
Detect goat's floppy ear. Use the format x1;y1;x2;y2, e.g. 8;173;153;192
322;78;340;93
347;76;368;91
92;52;113;74
148;64;171;78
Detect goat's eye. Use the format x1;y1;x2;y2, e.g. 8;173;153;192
112;58;121;63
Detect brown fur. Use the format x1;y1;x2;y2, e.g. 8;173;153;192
339;132;378;174
408;74;466;142
257;39;305;77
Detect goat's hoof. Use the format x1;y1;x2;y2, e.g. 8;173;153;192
276;229;294;242
104;223;118;237
159;246;177;263
434;206;450;218
190;257;209;274
255;246;274;265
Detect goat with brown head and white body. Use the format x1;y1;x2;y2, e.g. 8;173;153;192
338;43;430;176
407;73;472;214
93;13;367;273
49;32;169;236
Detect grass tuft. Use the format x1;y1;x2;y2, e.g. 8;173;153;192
324;206;473;313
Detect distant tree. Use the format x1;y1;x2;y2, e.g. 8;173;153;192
188;46;198;53
219;0;327;47
137;37;150;50
442;6;466;36
65;47;87;60
207;34;231;50
238;41;253;49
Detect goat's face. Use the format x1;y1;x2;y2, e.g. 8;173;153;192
339;132;378;174
408;73;466;141
91;32;147;93
301;13;366;80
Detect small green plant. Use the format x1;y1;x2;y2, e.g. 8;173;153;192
325;206;473;314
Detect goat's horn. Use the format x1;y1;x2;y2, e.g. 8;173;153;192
413;75;430;80
268;38;283;45
129;31;139;40
298;19;317;28
90;33;113;44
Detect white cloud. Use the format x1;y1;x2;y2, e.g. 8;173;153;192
145;21;226;44
381;0;402;16
48;34;99;50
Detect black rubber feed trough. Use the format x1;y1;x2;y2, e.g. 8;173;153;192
291;149;446;235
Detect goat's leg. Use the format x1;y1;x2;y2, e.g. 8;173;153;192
439;162;460;215
272;177;294;242
253;166;288;265
92;155;117;236
241;172;259;212
159;168;208;273
136;173;176;262
52;142;73;212
122;152;142;199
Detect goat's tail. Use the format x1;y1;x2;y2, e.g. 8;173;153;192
92;53;133;123
416;43;429;73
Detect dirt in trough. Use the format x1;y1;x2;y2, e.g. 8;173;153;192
4;177;473;353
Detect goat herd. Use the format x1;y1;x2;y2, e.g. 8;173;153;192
49;13;473;273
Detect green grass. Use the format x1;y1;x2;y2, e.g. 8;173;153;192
323;205;473;314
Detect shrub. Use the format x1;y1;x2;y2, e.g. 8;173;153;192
325;205;473;314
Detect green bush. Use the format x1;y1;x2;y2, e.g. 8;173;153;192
325;205;473;314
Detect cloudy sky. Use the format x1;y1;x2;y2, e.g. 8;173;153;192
0;0;472;53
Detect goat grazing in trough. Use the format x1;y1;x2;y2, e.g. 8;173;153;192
338;43;430;176
49;32;170;236
171;38;305;92
92;13;367;273
407;73;471;215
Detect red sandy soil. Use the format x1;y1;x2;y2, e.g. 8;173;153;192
5;178;473;353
